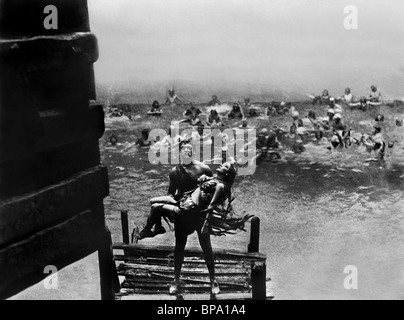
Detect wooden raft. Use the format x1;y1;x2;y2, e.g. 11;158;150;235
111;212;269;300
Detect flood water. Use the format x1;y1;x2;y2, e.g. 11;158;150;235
101;104;404;300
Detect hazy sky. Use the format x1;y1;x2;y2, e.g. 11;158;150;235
88;0;404;99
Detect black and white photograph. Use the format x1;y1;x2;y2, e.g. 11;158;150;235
1;0;404;303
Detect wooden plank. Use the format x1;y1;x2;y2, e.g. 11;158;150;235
113;243;266;261
121;282;248;291
119;276;249;285
113;255;242;266
0;165;109;247
118;270;249;278
118;262;248;273
0;207;105;300
116;291;252;301
0;140;103;201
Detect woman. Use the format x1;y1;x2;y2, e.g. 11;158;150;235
139;162;237;296
227;103;244;120
135;129;152;147
207;109;223;127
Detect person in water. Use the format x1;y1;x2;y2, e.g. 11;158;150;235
135;129;152;147
207;109;223;128
183;103;202;120
339;87;354;104
165;88;183;106
313;89;331;105
244;98;258;117
369;85;382;103
149;100;162;114
208;95;221;107
227;103;244;120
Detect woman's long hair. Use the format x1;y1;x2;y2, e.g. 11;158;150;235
222;162;237;202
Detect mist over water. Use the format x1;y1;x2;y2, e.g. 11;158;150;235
89;0;404;103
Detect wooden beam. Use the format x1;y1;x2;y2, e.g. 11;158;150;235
0;208;105;300
0;165;109;248
248;217;260;253
113;243;266;261
120;211;129;244
251;262;267;300
117;291;252;301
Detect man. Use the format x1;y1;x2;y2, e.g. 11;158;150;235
139;142;213;239
165;88;183;106
208;95;221;107
369;85;382;103
364;124;385;158
329;97;343;114
227;103;244;120
340;87;354;104
183;103;202;120
332;114;350;147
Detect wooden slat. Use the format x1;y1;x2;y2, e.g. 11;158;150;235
0;207;105;299
113;243;266;261
113;255;243;266
0;165;109;248
120;275;249;286
118;262;248;273
116;291;252;300
117;269;249;278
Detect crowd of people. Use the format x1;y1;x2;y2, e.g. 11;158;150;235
132;84;397;167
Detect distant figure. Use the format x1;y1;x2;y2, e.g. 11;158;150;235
329;97;343;114
340;87;354;104
109;133;118;146
227;103;244;120
312;89;331;105
148;100;162;115
364;124;386;158
326;108;335;123
208;95;221;107
183;103;202;120
292;139;305;154
369;85;382;103
136;129;152;147
291;110;303;128
276;101;289;115
165;88;182;106
244;98;252;108
375;114;385;122
238;119;251;129
207;109;223;128
244;98;258;117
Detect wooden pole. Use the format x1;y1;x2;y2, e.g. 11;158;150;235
248;217;260;253
248;217;266;299
251;262;267;300
99;228;115;300
121;210;129;244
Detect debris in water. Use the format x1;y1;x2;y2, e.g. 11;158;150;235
116;166;125;171
358;186;372;190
